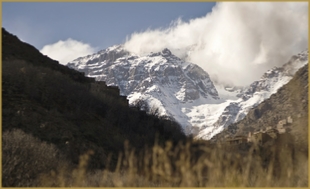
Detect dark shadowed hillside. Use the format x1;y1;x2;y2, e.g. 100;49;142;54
2;28;187;186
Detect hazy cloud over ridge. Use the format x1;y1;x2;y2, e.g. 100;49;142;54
40;38;97;65
124;2;308;86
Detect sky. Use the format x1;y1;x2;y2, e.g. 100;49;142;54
2;2;308;87
2;2;215;53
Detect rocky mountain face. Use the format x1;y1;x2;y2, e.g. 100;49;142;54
212;62;308;148
238;51;308;101
68;46;219;102
67;46;308;139
68;46;220;133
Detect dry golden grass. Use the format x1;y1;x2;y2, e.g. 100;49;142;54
36;137;308;187
2;129;307;187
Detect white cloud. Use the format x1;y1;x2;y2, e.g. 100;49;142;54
40;38;97;65
124;2;308;86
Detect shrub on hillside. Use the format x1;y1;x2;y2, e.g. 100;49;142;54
2;129;70;187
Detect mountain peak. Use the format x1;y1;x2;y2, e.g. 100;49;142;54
105;44;125;53
161;48;172;56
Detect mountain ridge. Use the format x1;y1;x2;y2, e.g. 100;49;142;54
198;50;308;139
67;44;308;139
212;63;308;148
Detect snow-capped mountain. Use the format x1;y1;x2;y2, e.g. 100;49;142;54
67;46;308;140
68;46;220;133
68;45;218;101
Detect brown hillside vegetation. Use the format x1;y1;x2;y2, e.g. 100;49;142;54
2;28;308;187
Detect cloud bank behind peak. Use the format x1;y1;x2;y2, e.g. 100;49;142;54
124;2;308;86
